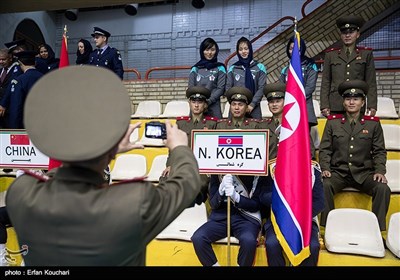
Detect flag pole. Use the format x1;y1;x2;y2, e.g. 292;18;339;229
227;197;231;266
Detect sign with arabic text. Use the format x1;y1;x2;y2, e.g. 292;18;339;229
191;129;269;175
0;130;49;168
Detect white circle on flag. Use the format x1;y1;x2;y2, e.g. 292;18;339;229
226;138;232;144
280;91;300;142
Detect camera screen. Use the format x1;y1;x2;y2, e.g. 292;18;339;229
146;125;162;137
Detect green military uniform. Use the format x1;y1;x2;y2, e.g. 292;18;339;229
319;80;390;231
164;86;217;206
258;82;286;159
320;15;377;113
176;115;218;146
6;66;202;266
258;118;280;159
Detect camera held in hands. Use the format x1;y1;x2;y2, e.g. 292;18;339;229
145;121;167;139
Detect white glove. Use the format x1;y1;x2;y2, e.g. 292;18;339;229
224;178;240;203
219;174;233;196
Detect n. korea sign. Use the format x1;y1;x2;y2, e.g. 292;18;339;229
0;130;49;168
191;129;269;175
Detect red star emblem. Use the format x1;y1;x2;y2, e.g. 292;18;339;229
281;101;295;131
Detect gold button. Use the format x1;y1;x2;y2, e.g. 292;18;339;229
346;79;350;81
351;137;354;140
350;154;353;157
349;162;352;166
346;72;349;75
347;64;350;67
350;145;353;149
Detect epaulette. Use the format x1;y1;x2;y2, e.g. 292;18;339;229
217;119;229;123
325;47;340;53
204;116;218;122
356;46;373;51
111;176;147;186
260;118;273;123
176;116;191;122
22;169;50;182
327;114;344;120
362;115;380;122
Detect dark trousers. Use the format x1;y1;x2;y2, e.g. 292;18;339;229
0;207;11;243
320;172;391;231
191;215;260;266
264;220;320;266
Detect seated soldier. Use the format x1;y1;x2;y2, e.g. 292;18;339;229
161;86;218;206
191;86;267;266
319;79;391;232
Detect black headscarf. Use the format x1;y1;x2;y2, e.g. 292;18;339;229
76;39;93;65
233;37;255;95
36;44;59;74
193;37;225;70
285;36;314;66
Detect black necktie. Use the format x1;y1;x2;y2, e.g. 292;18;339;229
0;68;7;83
193;119;198;125
346;48;350;58
235;122;240;128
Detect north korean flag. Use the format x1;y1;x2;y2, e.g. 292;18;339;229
218;135;243;147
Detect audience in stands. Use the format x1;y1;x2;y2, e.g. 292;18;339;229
161;86;217;206
5;66;201;265
225;37;267;120
35;44;60;75
188;38;226;119
76;38;93;65
191;87;267;266
0;51;43;129
319;79;391;232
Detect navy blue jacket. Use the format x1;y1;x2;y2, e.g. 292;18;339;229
89;47;124;79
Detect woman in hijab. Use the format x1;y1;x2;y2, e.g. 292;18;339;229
188;38;226;119
35;44;60;75
76;39;93;65
225;37;267;120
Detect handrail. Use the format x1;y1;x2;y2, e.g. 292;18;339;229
123;68;141;80
301;0;316;17
145;65;192;80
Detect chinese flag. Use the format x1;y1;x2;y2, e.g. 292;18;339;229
48;27;70;170
10;134;30;145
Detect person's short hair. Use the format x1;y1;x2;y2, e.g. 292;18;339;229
15;51;37;66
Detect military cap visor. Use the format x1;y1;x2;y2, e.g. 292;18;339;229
264;82;286;101
338;80;368;98
186;86;211;100
336;15;365;31
4;39;26;52
226;87;253;104
24;66;131;162
91;27;111;38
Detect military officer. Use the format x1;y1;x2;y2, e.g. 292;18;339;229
320;15;377;117
0;51;43;129
319;80;390;231
89;27;124;80
217;86;260;129
161;86;218;205
258;82;286;159
191;86;267;266
5;66;201;266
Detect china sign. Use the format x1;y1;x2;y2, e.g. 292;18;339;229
0;130;49;168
